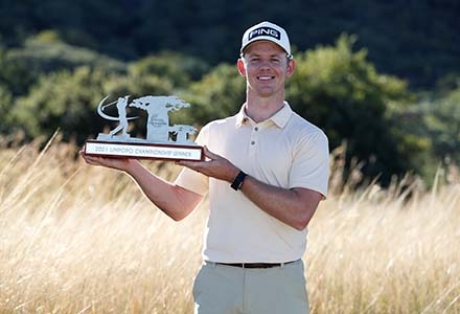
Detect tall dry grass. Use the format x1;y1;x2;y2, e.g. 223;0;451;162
0;137;459;313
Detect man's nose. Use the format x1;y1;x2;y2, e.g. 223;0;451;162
257;60;272;68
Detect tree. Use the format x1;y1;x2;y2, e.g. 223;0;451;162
183;63;245;125
420;87;460;176
0;84;13;134
10;66;174;144
1;34;127;97
0;46;35;96
287;35;422;185
11;67;107;144
129;51;210;88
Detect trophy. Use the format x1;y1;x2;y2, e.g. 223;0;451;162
84;95;203;161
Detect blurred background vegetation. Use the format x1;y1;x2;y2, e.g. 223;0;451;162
0;0;459;188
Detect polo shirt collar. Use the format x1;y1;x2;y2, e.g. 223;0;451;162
236;101;293;128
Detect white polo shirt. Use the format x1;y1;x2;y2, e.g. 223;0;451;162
175;102;329;263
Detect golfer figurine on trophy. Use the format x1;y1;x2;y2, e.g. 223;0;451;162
84;95;203;161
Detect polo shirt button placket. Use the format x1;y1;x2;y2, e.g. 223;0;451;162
249;125;258;156
251;126;259;146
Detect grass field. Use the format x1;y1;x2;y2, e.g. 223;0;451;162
0;138;459;314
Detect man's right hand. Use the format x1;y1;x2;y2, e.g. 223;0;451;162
79;146;138;172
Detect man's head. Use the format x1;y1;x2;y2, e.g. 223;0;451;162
240;21;292;59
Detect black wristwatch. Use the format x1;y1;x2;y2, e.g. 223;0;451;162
231;171;247;191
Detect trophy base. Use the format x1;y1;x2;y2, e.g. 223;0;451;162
84;140;203;161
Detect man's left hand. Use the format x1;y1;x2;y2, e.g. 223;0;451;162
177;146;239;183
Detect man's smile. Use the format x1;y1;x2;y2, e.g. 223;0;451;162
257;75;275;80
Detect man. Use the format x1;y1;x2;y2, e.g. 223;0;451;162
81;21;329;314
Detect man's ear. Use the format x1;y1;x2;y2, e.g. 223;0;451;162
286;59;296;77
237;58;246;76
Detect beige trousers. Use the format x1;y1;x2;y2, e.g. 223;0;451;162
193;259;309;314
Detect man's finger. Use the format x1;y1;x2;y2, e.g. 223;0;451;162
203;146;219;160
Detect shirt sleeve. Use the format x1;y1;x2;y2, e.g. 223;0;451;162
289;130;329;198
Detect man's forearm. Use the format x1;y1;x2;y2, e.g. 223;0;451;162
127;162;202;221
238;174;322;230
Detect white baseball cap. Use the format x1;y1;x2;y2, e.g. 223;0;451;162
240;21;292;58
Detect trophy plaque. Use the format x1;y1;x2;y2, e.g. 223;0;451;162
84;95;203;161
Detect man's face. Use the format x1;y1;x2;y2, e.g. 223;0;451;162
238;41;295;98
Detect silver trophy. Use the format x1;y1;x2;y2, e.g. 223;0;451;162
84;95;203;161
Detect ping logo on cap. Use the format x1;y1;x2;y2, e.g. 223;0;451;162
248;27;280;41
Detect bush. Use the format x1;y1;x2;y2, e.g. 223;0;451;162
287;35;423;185
10;65;177;145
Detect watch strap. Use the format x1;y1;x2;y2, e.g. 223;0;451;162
231;171;247;191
